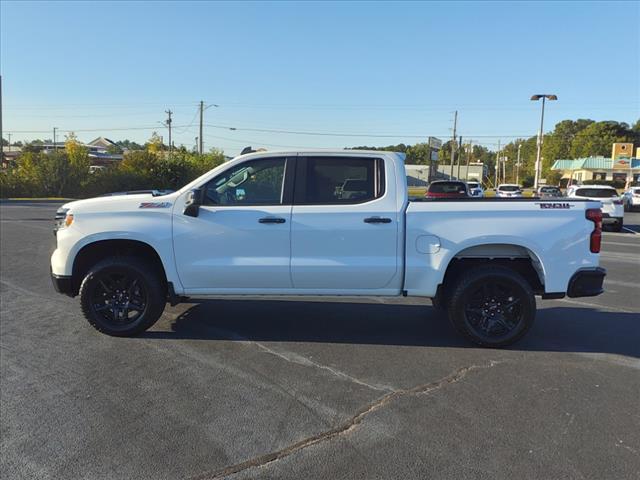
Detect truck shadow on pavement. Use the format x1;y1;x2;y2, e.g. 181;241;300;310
143;299;640;358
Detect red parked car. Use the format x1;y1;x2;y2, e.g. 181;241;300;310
425;180;469;198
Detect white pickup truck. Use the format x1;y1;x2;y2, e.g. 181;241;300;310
51;150;606;346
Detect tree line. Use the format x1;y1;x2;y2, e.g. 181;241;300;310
1;118;638;197
351;119;640;186
0;133;225;198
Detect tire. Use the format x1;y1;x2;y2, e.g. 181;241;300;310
612;219;623;232
447;265;536;347
79;256;166;336
430;288;447;311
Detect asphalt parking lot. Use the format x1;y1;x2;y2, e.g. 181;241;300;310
1;201;639;480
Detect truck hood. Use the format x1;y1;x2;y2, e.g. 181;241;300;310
61;192;177;214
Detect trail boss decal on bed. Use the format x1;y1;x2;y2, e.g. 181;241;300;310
139;202;172;209
535;202;574;209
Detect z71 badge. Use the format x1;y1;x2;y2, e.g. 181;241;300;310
139;202;172;209
535;202;573;209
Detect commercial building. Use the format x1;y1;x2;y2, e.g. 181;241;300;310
405;162;486;186
551;142;640;186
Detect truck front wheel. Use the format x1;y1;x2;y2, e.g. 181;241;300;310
79;256;166;336
447;265;536;347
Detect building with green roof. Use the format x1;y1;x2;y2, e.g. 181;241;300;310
551;156;640;185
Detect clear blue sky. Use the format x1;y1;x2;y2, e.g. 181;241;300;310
1;0;638;155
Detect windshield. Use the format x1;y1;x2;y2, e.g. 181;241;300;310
467;183;479;189
575;188;618;198
499;185;520;192
540;187;559;193
428;182;467;194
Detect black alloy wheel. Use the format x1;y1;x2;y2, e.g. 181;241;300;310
90;271;148;330
462;280;524;343
447;265;536;347
79;257;166;336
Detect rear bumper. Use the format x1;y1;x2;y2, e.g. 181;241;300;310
601;213;622;223
567;267;606;298
50;268;75;297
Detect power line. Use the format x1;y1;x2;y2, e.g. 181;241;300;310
5;124;636;141
172;105;200;135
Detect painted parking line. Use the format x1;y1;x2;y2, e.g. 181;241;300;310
622;227;638;234
604;279;638;288
602;241;640;248
552;297;637;313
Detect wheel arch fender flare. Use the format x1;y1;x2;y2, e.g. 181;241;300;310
69;232;179;292
436;238;547;290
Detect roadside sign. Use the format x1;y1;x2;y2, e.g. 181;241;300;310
428;137;442;150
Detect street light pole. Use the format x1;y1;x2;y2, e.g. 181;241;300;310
531;94;557;189
198;101;220;155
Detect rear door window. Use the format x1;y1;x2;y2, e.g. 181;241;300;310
428;182;467;194
295;157;385;204
575;188;618;198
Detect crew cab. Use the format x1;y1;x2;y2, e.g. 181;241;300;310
51;150;606;347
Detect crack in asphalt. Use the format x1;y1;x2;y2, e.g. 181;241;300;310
204;324;396;393
190;360;504;480
249;341;396;393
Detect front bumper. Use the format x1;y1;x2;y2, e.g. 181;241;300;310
567;267;606;298
50;268;75;297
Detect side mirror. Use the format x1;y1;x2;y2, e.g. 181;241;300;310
184;188;204;217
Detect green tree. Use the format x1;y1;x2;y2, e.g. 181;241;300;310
145;132;164;154
405;142;431;165
120;150;160;174
570;121;635;158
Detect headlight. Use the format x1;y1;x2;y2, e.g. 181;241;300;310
54;207;70;234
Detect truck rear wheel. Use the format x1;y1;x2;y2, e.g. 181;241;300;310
447;265;535;347
79;256;166;336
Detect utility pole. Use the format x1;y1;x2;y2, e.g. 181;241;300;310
465;140;472;181
53;127;57;151
199;100;204;155
503;156;508;184
427;136;433;183
449;110;457;179
516;143;522;185
165;109;173;158
457;136;463;180
495;140;500;187
0;75;3;161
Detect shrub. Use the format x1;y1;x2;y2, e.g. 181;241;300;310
0;148;228;198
